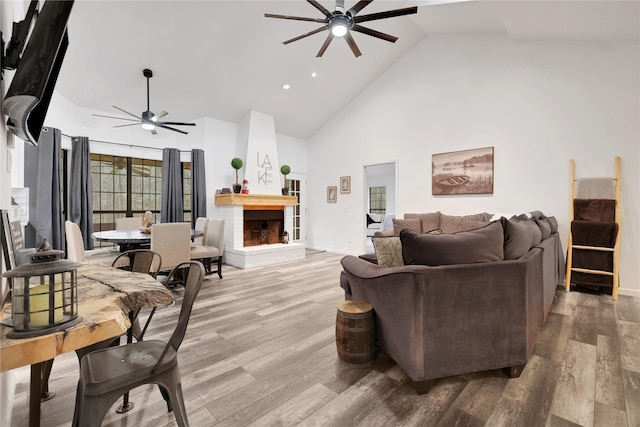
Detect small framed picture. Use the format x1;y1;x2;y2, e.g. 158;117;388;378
340;176;351;194
327;186;337;203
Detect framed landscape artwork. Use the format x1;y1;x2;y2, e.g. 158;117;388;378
432;147;494;195
340;176;351;194
327;186;337;203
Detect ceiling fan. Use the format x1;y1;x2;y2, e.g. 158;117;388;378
93;68;196;135
265;0;418;57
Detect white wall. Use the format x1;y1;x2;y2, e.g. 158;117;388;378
307;34;639;297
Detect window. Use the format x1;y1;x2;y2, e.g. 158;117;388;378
369;186;386;214
91;154;191;233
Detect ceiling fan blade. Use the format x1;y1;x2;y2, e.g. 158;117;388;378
336;0;344;9
316;33;334;57
344;32;362;57
352;24;398;43
347;0;372;17
155;111;168;120
113;123;141;128
156;121;196;126
265;13;326;23
158;124;188;135
307;0;332;17
354;6;418;24
92;114;140;122
283;26;327;45
112;105;140;119
151;128;157;135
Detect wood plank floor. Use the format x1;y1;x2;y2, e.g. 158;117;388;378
8;251;640;426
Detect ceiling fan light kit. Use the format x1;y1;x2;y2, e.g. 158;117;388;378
92;68;196;135
265;0;418;57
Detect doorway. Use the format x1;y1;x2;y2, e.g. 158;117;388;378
287;173;306;244
363;161;397;252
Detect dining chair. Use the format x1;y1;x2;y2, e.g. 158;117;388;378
190;218;225;278
64;221;119;265
115;216;142;230
72;261;205;427
107;248;164;413
193;216;209;245
151;222;191;286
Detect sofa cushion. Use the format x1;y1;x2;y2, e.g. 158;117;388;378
372;236;404;267
501;217;533;260
393;218;421;235
404;212;440;233
400;220;504;266
545;216;558;233
534;218;552;240
459;219;487;232
437;213;490;233
514;215;542;249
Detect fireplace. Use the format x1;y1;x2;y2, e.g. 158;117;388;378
243;209;284;246
214;193;304;269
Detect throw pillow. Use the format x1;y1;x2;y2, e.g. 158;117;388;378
400;220;504;266
372;236;404;267
501;217;533;260
392;218;421;235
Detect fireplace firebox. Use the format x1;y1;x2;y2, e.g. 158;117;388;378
243;209;284;246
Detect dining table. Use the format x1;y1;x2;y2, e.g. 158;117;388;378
0;263;173;427
93;228;203;252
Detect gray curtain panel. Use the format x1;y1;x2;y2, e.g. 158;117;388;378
161;148;184;223
34;127;64;249
70;136;94;249
191;149;207;228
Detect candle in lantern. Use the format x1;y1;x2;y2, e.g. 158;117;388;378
29;283;63;327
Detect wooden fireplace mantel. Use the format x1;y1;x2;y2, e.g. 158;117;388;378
215;193;297;207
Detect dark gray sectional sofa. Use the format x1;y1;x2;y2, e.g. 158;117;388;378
340;211;564;393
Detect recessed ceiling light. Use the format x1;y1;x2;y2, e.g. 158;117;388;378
283;84;290;90
311;72;317;78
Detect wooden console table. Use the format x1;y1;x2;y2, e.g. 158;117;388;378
1;263;173;427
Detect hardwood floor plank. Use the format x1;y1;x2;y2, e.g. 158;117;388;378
570;304;598;345
618;321;640;373
622;369;640;427
245;383;338;426
596;334;626;410
594;401;627;427
487;354;561;427
296;370;400;426
534;311;573;363
549;339;597;426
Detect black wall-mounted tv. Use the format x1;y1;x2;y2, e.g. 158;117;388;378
2;0;74;146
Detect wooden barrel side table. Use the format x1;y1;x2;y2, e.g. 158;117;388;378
335;300;376;365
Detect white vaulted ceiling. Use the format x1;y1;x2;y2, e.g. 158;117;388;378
52;1;639;139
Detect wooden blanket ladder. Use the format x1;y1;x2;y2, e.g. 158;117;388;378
565;156;621;300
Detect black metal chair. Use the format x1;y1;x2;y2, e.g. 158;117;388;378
75;249;163;413
72;261;205;427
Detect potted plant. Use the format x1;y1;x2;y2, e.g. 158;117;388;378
280;164;291;195
231;158;243;193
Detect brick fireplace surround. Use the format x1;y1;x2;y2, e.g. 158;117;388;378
214;194;305;268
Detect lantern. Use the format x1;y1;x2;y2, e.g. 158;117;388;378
2;240;83;338
241;179;249;194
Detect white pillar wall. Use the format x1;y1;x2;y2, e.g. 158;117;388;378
236;111;283;195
